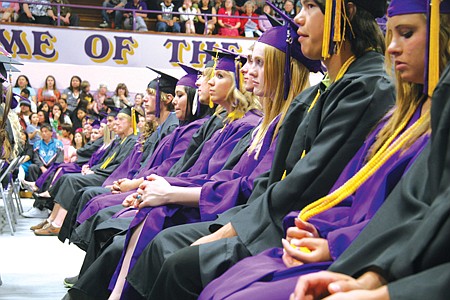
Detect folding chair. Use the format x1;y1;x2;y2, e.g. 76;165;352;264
0;156;21;235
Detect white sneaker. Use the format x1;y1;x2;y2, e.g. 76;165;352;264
99;21;109;28
22;207;50;218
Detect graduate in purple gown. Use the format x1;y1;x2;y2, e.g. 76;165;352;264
199;0;448;298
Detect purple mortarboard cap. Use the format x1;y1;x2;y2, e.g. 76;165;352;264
177;63;200;89
91;119;101;129
146;67;178;118
388;0;450;16
100;117;108;124
204;48;247;94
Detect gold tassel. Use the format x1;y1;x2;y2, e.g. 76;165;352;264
428;0;440;96
333;0;342;42
322;0;333;59
131;107;137;135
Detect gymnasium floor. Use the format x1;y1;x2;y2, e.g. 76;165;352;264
0;197;85;300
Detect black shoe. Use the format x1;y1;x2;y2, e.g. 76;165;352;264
63;275;79;288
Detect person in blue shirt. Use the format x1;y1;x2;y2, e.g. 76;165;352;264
23;123;64;218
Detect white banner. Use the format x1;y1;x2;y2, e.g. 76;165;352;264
0;25;255;69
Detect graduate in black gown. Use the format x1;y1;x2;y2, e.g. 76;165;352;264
290;1;450;299
123;0;396;299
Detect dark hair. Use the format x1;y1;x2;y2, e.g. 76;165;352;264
60;123;74;135
14;75;32;88
37;110;50;124
314;0;385;57
69;75;82;92
20;88;30;97
59;94;68;103
38;102;49;112
347;3;385;56
40;123;53;131
52;103;66;124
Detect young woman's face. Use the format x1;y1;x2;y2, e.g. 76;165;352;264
249;42;266;97
71;77;80;88
46;76;55;88
263;5;271;14
241;55;254;92
99;86;107;94
31;113;39;124
18;76;28;87
196;72;211;105
21;131;27;142
137;116;146;130
208;70;233;106
224;0;233;9
173;86;189;121
117;87;126;95
294;0;325;60
134;94;143;106
38;111;45;123
77;110;86;120
387;14;427;85
41;103;49;112
74;132;83;144
91;129;100;141
202;0;209;6
52;105;61;115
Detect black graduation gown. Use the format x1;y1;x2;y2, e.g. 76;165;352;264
126;51;396;298
328;63;450;299
166;111;226;176
75;137;104;165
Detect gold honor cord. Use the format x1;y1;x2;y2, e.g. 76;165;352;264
298;110;429;222
281;56;356;181
99;137;128;169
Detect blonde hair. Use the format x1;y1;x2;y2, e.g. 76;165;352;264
248;44;311;155
102;124;113;145
215;70;262;124
368;13;450;159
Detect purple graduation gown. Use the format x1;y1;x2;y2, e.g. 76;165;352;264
35;144;110;189
76;118;208;224
199;109;430;300
108;112;275;295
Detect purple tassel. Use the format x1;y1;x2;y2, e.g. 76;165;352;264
155;75;161;118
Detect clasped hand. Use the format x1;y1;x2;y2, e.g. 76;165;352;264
121;175;173;209
282;218;331;267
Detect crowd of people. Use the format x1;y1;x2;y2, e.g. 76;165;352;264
0;0;449;299
1;0;310;36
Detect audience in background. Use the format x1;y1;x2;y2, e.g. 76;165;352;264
124;0;148;31
99;0;127;29
196;0;216;34
0;1;19;22
156;0;181;32
50;0;79;26
217;0;240;36
38;75;60;108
